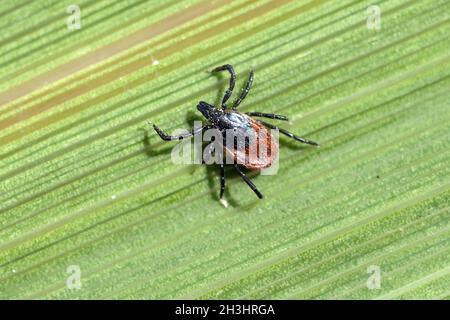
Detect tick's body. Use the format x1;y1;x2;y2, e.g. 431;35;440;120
152;64;319;203
222;110;277;170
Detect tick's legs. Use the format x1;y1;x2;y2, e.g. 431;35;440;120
245;112;288;121
219;135;227;199
211;64;236;110
234;164;263;199
258;120;320;146
232;68;254;109
220;164;226;199
152;124;211;141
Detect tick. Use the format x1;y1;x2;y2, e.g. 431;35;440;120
152;64;319;204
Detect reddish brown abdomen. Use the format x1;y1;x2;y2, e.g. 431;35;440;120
224;116;278;170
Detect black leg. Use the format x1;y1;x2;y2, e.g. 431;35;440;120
245;112;288;121
220;164;225;199
234;164;263;199
258;120;320;146
152;124;211;141
232;67;254;109
211;64;236;110
220;135;227;199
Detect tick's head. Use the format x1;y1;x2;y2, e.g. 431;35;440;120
197;101;222;122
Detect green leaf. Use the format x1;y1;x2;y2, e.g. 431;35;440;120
0;0;449;299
